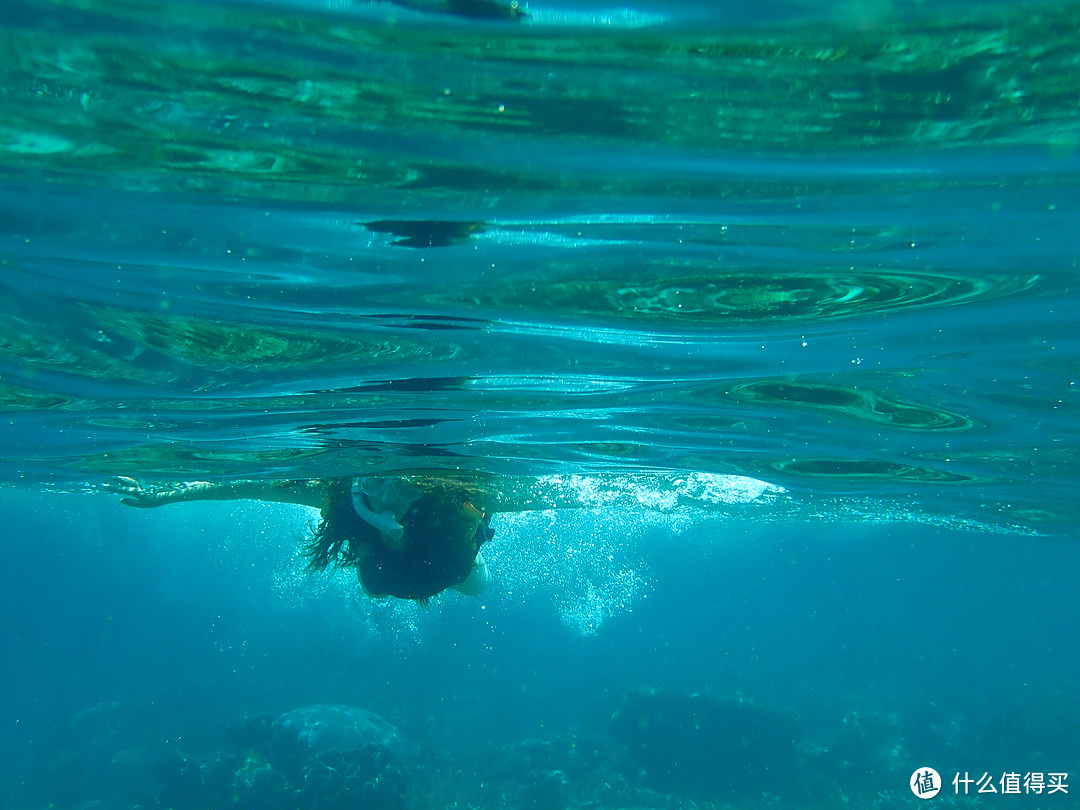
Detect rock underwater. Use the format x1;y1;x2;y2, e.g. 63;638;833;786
157;704;409;810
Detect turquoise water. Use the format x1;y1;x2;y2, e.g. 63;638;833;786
2;1;1079;808
3;0;1078;531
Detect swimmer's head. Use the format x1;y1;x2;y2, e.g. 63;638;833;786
307;481;493;602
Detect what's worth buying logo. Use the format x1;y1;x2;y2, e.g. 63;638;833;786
911;768;1069;799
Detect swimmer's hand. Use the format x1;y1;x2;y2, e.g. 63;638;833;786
103;477;195;508
103;477;331;509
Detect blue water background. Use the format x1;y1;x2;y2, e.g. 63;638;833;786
2;0;1080;807
4;488;1079;807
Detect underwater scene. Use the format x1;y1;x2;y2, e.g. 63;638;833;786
2;0;1079;808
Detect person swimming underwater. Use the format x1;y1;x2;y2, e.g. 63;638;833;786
106;475;493;602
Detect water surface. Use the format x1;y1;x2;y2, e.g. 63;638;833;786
2;3;1079;805
4;0;1078;534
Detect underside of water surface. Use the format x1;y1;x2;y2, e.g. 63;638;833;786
1;0;1078;534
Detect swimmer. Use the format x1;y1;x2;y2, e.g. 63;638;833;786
105;475;493;603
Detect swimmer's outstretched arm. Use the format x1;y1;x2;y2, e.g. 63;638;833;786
105;477;331;510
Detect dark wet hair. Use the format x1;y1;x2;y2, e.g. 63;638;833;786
305;480;377;571
305;480;491;601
